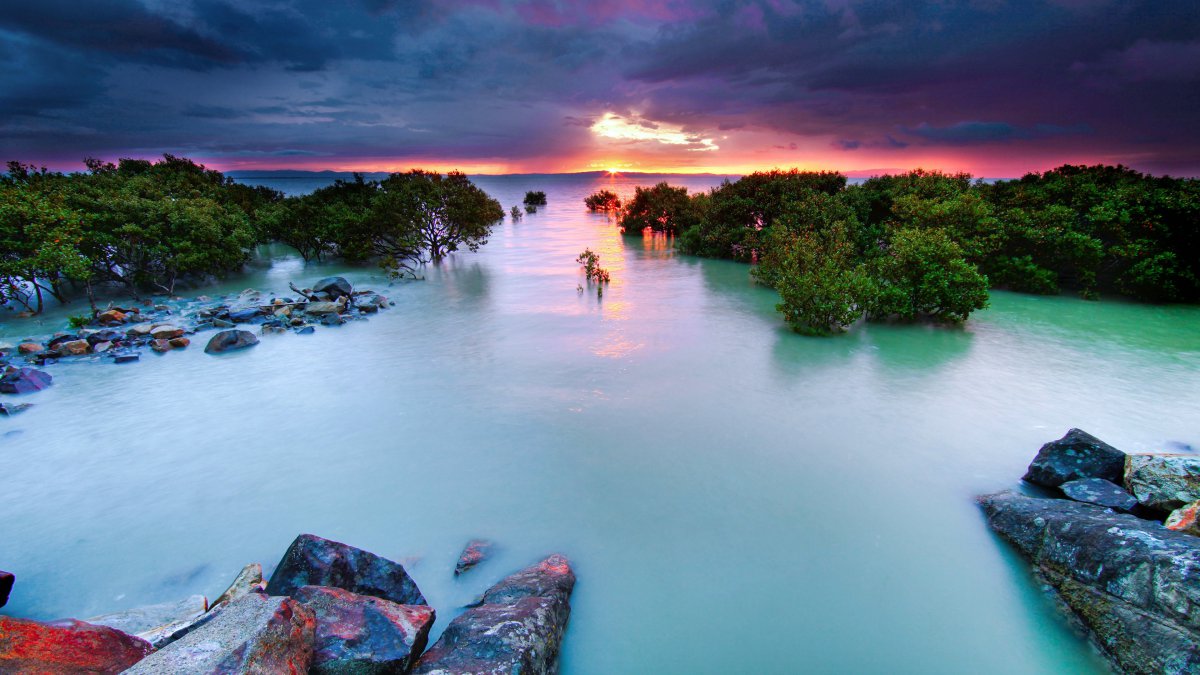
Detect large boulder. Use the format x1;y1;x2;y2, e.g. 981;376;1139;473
413;555;575;675
313;277;353;298
1022;428;1125;487
1059;477;1137;512
266;534;427;606
204;329;259;354
124;593;315;674
0;616;153;673
294;585;435;674
979;490;1200;674
1125;454;1200;512
87;595;208;649
0;367;52;394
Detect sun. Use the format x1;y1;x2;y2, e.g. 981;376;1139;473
606;167;620;175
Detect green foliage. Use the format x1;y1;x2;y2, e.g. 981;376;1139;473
524;190;547;206
67;313;91;329
584;190;621;212
755;225;871;335
576;248;610;297
865;228;990;323
510;205;522;221
619;182;700;235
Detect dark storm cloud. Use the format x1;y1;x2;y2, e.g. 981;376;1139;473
0;0;1197;173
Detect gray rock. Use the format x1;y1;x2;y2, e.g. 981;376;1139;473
209;563;265;611
313;276;353;298
124;593;315;674
87;595;208;649
304;301;343;315
294;585;434;674
0;402;32;416
1023;428;1126;488
1125;454;1200;512
211;318;235;328
1059;477;1138;512
204;330;259;354
413;555;575;675
979;490;1200;674
266;534;426;606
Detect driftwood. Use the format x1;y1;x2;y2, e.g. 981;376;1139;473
288;282;320;301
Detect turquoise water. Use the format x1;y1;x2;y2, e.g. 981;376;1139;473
3;173;1199;672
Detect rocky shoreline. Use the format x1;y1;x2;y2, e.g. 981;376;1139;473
0;534;574;673
980;429;1200;674
0;276;391;416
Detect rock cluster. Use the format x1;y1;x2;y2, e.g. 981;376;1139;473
0;276;393;411
981;428;1200;673
0;535;575;674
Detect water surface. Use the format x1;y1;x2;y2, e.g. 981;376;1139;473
3;173;1198;673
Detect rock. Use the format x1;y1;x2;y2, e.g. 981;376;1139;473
16;342;43;355
196;295;211;302
128;323;154;336
1125;454;1200;512
87;329;125;346
204;330;259;354
91;341;113;354
313;276;353;298
229;308;264;323
266;533;427;606
124;593;314;674
150;324;184;339
0;616;153;673
47;333;80;349
1059;477;1138;512
112;353;140;364
1022;428;1126;488
150;339;172;353
0;570;11;607
304;301;343;315
1166;500;1200;536
261;325;287;335
0;402;33;416
0;367;52;394
87;595;207;648
979;490;1200;674
455;539;494;576
211;563;266;611
97;309;127;325
56;339;90;356
211;318;235;328
168;337;190;349
413;555;575;675
294;585;435;674
320;314;347;326
33;354;58;367
274;306;291;317
295;326;315;335
154;304;170;311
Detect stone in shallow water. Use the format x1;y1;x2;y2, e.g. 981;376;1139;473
210;562;266;612
0;570;12;607
266;533;427;606
1059;477;1137;511
1022;428;1125;488
413;554;575;675
0;402;32;416
313;276;353;298
455;539;494;576
0;367;52;394
0;616;153;673
204;329;259;354
305;301;343;315
1125;453;1200;512
1165;500;1200;536
978;490;1200;674
112;353;139;364
123;593;314;674
294;585;434;674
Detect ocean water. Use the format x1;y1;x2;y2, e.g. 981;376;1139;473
3;172;1198;672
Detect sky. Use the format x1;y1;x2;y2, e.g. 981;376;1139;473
1;0;1198;177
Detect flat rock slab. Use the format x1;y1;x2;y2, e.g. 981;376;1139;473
87;594;207;640
210;562;266;611
124;593;315;674
414;555;575;675
1023;428;1125;488
295;585;434;674
0;367;52;394
979;490;1200;674
266;533;427;606
1125;453;1200;512
0;616;153;673
1059;477;1138;511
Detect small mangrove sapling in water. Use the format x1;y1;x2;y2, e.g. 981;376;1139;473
576;249;611;297
510;205;522;221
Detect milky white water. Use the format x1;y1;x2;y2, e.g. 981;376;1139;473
3;173;1198;673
